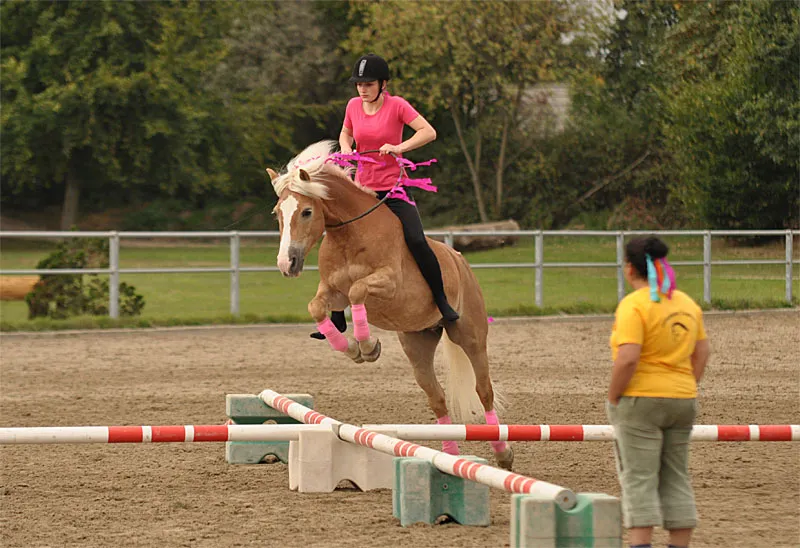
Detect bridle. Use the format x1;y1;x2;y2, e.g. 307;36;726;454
324;149;405;229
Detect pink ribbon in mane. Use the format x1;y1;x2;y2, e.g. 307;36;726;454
325;153;439;205
395;157;438;194
326;152;384;172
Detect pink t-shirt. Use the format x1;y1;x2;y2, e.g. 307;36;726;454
343;93;420;191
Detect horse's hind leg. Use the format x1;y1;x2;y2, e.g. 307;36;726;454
445;323;514;470
397;329;459;455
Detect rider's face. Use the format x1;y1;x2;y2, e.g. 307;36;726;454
356;81;381;102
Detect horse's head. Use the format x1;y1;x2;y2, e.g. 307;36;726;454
268;167;326;277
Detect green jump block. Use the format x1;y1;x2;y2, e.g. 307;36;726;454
392;456;490;527
511;492;621;548
225;393;314;465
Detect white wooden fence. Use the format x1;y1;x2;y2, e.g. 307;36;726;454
0;229;796;319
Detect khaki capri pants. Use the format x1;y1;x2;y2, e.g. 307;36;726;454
606;396;698;530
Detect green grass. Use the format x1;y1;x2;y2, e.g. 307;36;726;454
1;235;797;331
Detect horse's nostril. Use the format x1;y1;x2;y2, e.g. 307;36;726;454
290;257;297;269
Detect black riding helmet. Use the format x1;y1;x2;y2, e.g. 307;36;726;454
349;53;390;83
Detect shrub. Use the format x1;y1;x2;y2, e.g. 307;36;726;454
26;237;145;319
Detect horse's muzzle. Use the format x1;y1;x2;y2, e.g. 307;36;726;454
278;246;305;277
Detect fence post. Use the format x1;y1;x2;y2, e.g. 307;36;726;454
230;231;240;317
109;232;120;319
616;232;625;302
703;231;712;305
444;232;454;249
535;231;544;308
786;230;794;305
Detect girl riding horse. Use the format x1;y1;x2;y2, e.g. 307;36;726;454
311;53;458;341
267;139;513;470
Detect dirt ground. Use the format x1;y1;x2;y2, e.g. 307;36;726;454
1;312;798;548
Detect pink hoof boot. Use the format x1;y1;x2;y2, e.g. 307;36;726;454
442;440;460;455
437;415;459;455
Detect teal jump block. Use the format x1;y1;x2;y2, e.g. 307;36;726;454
392;456;490;527
225;393;314;465
511;492;622;548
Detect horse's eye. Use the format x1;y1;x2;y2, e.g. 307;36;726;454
301;209;312;218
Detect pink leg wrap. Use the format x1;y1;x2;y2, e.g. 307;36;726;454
351;304;370;342
485;410;508;453
437;415;459;455
317;317;348;352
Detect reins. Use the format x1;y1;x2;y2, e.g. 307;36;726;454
222;149;410;231
323;149;405;229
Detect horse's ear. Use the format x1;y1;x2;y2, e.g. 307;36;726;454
266;168;279;181
298;169;311;182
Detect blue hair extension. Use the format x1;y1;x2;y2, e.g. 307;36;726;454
646;254;660;302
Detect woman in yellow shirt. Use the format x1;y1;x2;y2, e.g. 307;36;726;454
608;236;711;548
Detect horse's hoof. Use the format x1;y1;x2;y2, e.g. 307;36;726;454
495;446;514;471
345;340;363;363
360;339;382;362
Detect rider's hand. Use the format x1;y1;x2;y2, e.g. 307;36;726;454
340;147;353;155
379;143;402;155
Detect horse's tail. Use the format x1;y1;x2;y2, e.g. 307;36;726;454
441;330;506;423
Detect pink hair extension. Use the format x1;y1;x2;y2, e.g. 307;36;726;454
662;259;677;299
316;317;348;352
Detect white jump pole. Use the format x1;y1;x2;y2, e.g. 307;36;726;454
259;389;578;510
361;424;800;442
3;423;796;445
0;424;331;444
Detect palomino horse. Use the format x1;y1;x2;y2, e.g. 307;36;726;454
267;140;513;470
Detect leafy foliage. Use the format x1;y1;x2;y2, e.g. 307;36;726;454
1;0;233;224
660;0;799;229
1;0;795;232
346;0;600;222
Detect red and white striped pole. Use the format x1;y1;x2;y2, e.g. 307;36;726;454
0;424;331;444
260;389;578;510
2;423;796;445
362;424;800;442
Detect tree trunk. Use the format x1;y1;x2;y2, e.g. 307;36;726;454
60;167;81;230
495;112;510;219
494;85;524;219
450;104;489;222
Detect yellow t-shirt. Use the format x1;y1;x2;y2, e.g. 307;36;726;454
609;287;707;398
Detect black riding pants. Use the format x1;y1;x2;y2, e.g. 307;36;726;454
375;190;447;303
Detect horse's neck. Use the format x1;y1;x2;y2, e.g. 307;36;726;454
321;180;397;247
323;181;383;228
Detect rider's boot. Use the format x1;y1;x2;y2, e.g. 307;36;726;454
413;247;460;322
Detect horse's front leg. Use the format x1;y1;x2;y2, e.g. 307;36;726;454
308;282;362;362
348;267;397;363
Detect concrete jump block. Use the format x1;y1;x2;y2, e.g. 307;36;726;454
392;456;491;527
288;429;394;493
225;393;314;465
225;441;291;465
225;393;314;424
511;492;621;548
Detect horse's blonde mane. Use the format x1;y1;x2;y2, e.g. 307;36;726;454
271;140;374;199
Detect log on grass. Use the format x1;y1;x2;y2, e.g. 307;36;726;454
0;276;40;301
431;219;521;252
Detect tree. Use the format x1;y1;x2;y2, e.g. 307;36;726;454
1;1;232;228
660;0;799;229
207;1;354;190
540;0;682;228
346;0;598;222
